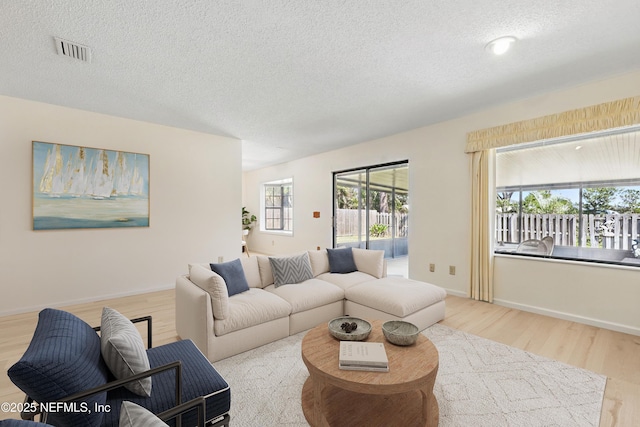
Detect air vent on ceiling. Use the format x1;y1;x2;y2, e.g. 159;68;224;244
54;37;92;63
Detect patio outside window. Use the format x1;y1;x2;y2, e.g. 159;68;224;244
495;127;640;267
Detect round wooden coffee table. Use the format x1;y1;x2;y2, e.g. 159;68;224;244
301;319;439;427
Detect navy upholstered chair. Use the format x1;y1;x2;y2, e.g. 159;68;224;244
7;308;230;427
0;420;54;427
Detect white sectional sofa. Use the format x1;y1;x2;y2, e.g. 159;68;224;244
176;248;446;362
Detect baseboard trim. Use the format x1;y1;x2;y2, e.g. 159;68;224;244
0;284;174;317
442;288;468;298
493;298;640;336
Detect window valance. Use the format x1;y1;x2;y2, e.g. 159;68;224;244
465;95;640;153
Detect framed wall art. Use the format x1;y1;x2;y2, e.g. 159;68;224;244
32;141;150;230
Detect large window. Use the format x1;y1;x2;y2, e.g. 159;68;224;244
495;127;640;266
261;178;293;233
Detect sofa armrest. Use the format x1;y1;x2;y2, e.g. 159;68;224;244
175;275;214;358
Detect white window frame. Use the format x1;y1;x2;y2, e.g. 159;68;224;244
260;177;293;236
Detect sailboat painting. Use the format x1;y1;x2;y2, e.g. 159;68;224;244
32;141;149;230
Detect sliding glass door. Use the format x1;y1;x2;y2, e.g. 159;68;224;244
333;161;408;258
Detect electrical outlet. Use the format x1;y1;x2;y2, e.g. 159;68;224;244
449;265;456;275
429;263;435;272
272;240;275;246
218;256;224;263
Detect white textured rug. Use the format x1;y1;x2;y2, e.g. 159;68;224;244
214;324;606;426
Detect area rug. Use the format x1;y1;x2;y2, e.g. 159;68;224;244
213;324;606;426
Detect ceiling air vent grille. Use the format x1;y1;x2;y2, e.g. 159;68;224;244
54;37;92;63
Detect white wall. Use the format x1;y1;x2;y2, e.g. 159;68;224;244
243;70;640;334
0;96;242;315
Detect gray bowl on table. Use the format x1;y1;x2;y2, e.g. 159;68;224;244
382;320;420;346
328;317;371;341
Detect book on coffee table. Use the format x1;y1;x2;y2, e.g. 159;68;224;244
339;341;389;372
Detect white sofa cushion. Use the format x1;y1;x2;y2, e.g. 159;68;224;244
264;279;344;314
213;288;291;336
353;248;385;279
307;249;330;276
241;256;263;288
257;256;275;287
189;264;229;320
345;277;447;317
316;271;378;290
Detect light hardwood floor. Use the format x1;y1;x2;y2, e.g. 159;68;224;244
1;291;638;425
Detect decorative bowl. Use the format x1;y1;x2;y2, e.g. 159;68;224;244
382;320;419;346
328;317;371;341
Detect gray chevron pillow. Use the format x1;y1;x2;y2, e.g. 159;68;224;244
269;253;314;287
101;307;152;397
119;401;168;426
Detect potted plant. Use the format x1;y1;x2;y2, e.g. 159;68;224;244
242;207;257;235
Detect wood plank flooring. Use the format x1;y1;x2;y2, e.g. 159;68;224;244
1;291;638;425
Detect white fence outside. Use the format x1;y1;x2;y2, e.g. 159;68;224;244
496;213;640;250
336;209;408;238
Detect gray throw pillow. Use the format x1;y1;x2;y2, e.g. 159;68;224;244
100;307;152;397
269;253;314;287
210;258;250;296
119;401;168;427
327;247;358;273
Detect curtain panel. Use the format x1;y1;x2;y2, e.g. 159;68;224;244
469;149;495;302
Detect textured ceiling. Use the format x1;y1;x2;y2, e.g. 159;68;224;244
1;1;640;170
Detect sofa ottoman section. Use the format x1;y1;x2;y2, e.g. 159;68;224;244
344;277;447;331
265;279;345;334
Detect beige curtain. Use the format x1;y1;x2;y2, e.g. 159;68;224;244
470;150;494;302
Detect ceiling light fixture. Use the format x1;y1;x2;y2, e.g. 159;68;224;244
485;36;517;55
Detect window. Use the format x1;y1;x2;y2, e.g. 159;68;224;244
495;127;640;266
261;178;293;233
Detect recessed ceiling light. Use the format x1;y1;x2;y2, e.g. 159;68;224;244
485;36;517;55
575;145;582;150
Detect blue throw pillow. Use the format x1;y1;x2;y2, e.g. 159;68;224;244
327;247;358;274
210;258;250;296
7;309;110;427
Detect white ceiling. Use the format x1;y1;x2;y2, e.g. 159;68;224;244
2;1;640;171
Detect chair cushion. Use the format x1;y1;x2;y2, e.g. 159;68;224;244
119;401;168;426
210;258;250;297
189;265;229;320
327;247;358;273
7;308;110;427
346;277;447;317
264;279;344;314
213;289;291;336
101;307;152;397
268;253;314;287
102;340;230;427
0;420;55;426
